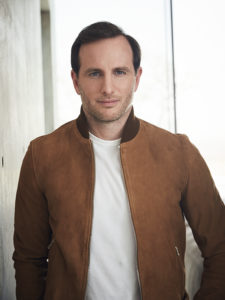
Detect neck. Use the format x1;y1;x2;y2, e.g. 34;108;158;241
85;107;132;140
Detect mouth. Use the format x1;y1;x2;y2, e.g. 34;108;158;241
97;99;119;107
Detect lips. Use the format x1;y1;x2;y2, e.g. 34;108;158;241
98;99;119;103
99;100;119;103
97;99;119;106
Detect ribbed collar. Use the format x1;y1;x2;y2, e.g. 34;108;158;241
76;106;140;143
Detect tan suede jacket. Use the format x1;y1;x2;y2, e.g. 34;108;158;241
13;109;225;300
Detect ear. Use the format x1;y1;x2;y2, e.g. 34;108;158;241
134;67;142;92
71;70;81;95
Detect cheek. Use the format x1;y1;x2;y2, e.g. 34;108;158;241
119;79;136;93
81;82;100;96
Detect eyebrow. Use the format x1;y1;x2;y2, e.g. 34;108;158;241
114;66;131;72
83;66;132;75
83;68;102;76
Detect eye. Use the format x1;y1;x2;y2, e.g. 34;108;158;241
114;69;126;76
88;71;101;78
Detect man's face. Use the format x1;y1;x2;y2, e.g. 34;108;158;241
71;35;142;123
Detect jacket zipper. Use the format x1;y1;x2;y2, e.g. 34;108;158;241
120;145;143;300
175;246;180;256
82;141;95;299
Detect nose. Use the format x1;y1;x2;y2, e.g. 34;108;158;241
101;74;113;96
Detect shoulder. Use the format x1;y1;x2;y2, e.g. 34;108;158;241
137;119;204;171
138;120;213;180
138;118;186;150
31;120;75;147
28;120;78;165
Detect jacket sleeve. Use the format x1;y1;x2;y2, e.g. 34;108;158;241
179;135;225;300
13;142;51;300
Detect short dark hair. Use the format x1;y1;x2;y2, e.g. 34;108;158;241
71;21;141;75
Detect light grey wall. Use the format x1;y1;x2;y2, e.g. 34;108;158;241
0;0;45;298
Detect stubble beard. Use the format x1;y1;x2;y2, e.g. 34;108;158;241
80;90;134;124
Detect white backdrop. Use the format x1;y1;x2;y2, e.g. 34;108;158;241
173;0;225;201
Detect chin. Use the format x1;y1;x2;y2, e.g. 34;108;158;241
94;112;125;123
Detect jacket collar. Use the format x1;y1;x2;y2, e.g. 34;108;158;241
76;106;140;143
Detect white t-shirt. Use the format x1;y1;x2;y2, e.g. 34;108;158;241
85;132;141;300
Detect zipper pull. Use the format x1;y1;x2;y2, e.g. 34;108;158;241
175;246;180;256
48;238;55;250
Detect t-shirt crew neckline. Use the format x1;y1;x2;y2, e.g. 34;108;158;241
89;132;121;147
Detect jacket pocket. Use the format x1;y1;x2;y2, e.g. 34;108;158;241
182;291;189;300
48;238;56;263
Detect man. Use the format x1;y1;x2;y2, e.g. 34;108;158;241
13;21;225;300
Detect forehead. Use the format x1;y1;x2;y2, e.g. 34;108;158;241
79;36;133;69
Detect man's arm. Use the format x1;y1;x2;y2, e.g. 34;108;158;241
13;143;51;300
179;135;225;300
